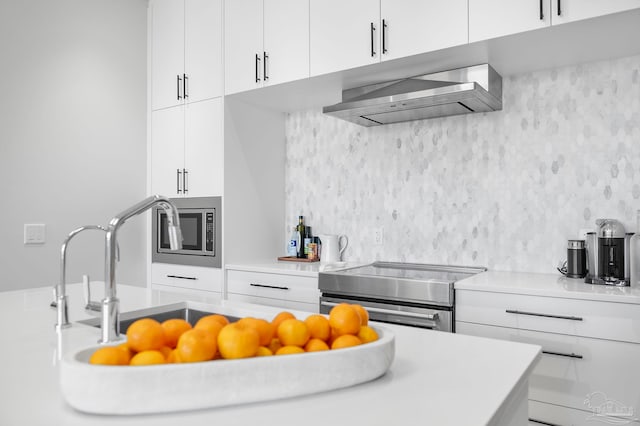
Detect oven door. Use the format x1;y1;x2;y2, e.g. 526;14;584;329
319;295;453;332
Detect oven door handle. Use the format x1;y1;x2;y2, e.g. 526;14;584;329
321;301;439;321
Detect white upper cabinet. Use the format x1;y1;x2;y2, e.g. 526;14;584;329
550;0;640;25
469;0;551;43
151;98;223;198
184;0;223;104
225;0;263;95
310;0;380;77
263;0;310;87
380;0;468;62
151;0;185;110
151;0;222;111
225;0;309;95
184;98;224;197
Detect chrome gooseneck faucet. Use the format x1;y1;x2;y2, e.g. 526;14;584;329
100;195;183;344
55;225;109;331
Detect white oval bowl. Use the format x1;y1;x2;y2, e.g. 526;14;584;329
60;326;395;415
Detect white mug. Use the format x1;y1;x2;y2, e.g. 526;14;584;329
318;234;348;263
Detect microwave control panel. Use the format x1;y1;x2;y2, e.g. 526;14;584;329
206;211;215;254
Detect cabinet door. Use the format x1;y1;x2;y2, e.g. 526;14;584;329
380;0;468;62
184;98;223;197
151;106;185;197
263;0;309;86
185;0;223;102
224;0;264;95
469;0;551;43
310;0;380;77
151;0;185;111
551;0;640;25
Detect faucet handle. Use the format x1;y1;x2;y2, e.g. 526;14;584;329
83;275;102;313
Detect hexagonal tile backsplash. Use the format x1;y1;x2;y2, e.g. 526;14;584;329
285;55;640;273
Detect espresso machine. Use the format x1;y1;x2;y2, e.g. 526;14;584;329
585;219;634;286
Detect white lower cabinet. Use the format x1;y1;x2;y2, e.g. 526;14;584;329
226;269;319;313
152;263;223;294
457;289;640;426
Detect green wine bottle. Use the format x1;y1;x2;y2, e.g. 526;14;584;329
296;216;306;258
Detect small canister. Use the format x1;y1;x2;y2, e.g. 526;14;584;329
567;239;587;278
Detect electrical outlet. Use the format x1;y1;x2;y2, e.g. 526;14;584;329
24;224;46;244
373;227;384;245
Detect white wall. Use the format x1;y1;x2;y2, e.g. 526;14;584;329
0;0;149;291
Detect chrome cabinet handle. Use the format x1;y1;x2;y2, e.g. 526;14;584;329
255;53;261;83
370;22;376;57
263;52;269;81
505;309;583;321
183;168;188;194
539;0;544;20
542;350;583;359
321;301;439;321
529;418;562;426
167;275;197;280
250;283;289;291
183;74;188;99
177;74;182;100
176;169;182;194
382;19;388;54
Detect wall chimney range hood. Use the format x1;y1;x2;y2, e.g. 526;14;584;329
323;64;502;127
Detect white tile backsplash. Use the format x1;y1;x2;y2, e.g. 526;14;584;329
285;55;640;273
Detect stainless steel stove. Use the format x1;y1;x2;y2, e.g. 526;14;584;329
319;262;486;332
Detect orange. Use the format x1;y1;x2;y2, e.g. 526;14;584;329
271;311;296;331
277;319;310;347
331;334;362;350
304;338;330;352
117;343;133;361
166;349;181;363
176;329;217;363
256;346;274;356
196;314;229;328
194;316;224;341
328;303;361;337
161;318;192;348
351;304;369;326
89;346;130;366
357;326;379;344
304;314;331;342
237;317;275;346
158;346;173;358
126;318;166;353
130;350;166;366
275;345;305;355
268;338;283;354
217;322;260;359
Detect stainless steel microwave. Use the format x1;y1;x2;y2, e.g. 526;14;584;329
152;196;221;268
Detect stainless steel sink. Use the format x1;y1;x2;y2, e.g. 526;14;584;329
76;302;239;334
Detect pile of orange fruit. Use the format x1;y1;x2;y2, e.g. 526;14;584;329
89;303;378;366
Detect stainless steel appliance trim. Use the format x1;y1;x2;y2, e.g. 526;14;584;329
370;261;487;275
321;300;438;321
151;196;221;268
319;296;451;331
505;309;583;321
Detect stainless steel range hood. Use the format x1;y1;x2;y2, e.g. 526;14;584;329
322;64;502;127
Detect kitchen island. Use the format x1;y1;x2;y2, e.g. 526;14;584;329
0;283;540;425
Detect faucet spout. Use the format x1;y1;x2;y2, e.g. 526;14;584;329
100;195;182;344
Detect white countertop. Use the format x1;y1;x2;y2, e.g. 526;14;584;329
455;270;640;304
225;260;366;277
0;283;540;425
